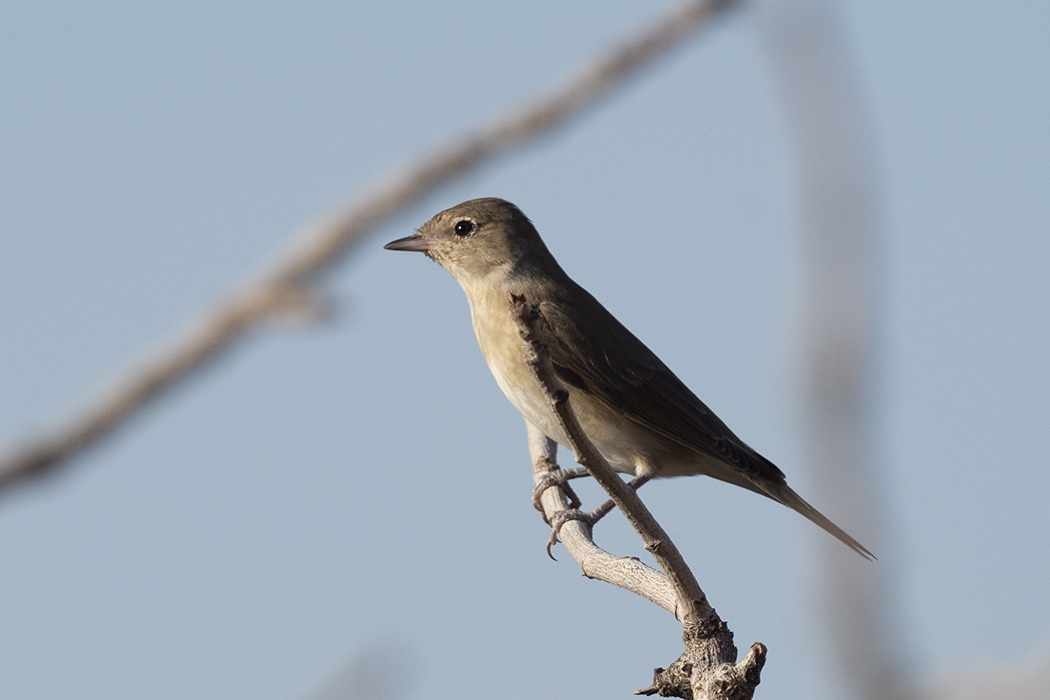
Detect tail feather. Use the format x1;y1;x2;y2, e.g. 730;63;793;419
752;479;875;560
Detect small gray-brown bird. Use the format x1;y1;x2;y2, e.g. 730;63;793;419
386;198;872;559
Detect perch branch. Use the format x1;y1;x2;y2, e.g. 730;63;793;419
526;421;679;614
512;295;765;700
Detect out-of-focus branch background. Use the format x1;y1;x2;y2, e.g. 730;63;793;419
0;0;719;492
1;2;1047;700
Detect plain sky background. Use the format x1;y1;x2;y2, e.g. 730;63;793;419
1;1;1048;699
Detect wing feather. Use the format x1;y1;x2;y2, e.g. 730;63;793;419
538;291;785;484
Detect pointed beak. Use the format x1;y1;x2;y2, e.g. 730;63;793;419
384;234;433;252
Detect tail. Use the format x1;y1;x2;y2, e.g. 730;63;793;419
751;479;875;560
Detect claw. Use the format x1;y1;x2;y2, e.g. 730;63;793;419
546;509;593;559
542;475;652;557
531;467;588;517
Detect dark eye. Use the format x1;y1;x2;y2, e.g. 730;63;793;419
453;219;476;237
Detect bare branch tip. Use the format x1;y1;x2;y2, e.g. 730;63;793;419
742;643;767;675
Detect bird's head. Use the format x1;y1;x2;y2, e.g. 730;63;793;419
385;198;555;289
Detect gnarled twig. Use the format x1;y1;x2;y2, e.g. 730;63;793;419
513;295;765;700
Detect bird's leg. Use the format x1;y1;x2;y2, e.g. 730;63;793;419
546;475;652;558
532;466;588;515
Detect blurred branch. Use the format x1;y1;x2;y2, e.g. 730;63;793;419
756;1;905;699
0;0;739;495
915;640;1050;700
513;296;765;700
300;640;413;700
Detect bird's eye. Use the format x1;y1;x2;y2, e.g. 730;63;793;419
453;219;476;237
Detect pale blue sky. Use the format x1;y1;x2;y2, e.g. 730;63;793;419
1;2;1048;699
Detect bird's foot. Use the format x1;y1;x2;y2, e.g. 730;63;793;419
545;475;651;558
546;506;604;559
531;467;588;518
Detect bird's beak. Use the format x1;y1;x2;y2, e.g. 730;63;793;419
384;234;433;252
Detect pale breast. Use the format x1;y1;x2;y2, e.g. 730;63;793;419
463;285;652;477
466;287;566;441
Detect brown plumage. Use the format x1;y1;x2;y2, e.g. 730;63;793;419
386;198;873;559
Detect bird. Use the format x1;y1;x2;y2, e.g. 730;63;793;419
385;197;872;559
